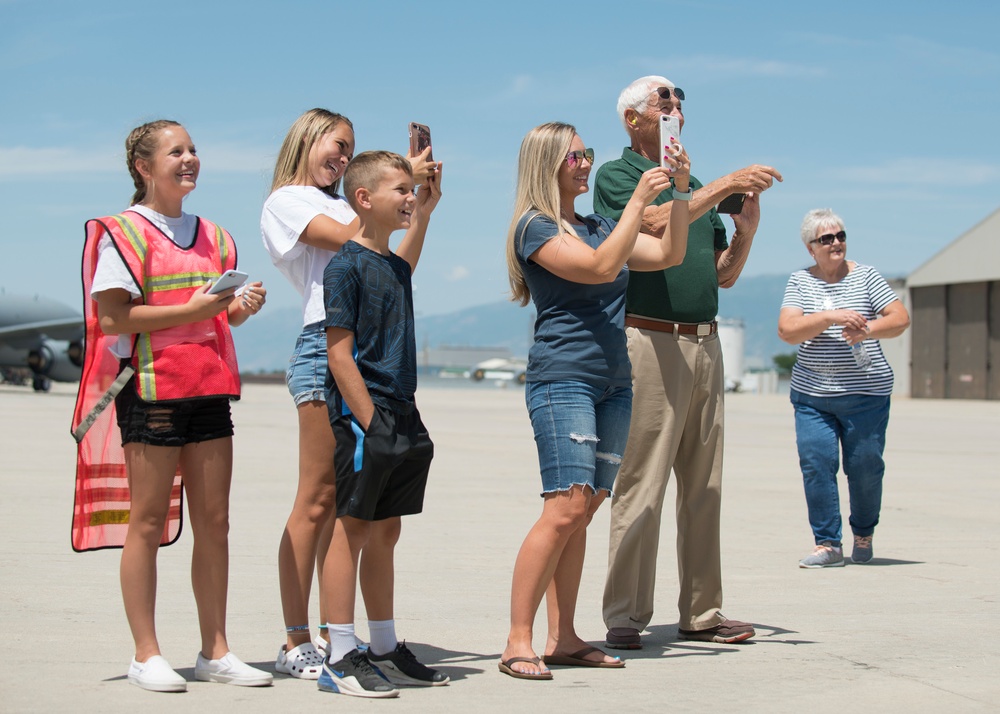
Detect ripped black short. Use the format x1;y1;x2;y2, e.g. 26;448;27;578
115;375;234;447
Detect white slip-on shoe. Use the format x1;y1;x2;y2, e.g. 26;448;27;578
275;643;324;679
127;655;187;692
195;652;273;687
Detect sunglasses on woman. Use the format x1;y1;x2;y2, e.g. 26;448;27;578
811;230;847;246
565;148;595;168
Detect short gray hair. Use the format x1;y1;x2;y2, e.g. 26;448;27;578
616;75;675;131
800;208;845;246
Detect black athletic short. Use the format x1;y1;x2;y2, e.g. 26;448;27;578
331;403;433;521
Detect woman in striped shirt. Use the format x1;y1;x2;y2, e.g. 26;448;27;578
778;208;910;569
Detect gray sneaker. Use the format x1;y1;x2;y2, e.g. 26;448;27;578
799;542;844;568
852;535;874;564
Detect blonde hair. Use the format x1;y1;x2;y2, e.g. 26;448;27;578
125;119;182;206
505;122;577;306
342;151;413;212
270;108;354;197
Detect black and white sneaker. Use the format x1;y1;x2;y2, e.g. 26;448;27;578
367;642;449;687
317;649;399;698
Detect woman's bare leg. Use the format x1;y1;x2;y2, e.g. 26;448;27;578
181;437;233;659
278;401;337;648
500;486;591;676
544;491;617;663
120;442;182;662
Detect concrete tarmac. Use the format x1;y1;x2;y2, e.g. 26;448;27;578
2;382;998;713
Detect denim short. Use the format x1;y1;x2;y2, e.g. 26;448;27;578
286;322;328;406
525;380;633;496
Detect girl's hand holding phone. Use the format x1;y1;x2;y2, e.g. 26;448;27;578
189;281;237;319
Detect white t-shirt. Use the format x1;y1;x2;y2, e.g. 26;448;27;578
260;185;356;326
90;206;200;358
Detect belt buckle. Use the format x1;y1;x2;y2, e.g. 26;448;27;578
696;323;712;337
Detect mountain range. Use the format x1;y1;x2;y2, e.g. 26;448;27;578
232;273;797;373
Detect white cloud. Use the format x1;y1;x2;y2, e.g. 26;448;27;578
635;54;826;79
0;147;119;176
447;266;470;281
829;159;1000;187
0;144;274;179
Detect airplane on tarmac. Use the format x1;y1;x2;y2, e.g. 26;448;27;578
0;291;84;392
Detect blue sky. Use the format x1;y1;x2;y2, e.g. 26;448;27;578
2;0;997;317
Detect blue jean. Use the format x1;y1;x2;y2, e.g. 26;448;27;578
525;380;633;496
790;389;890;545
286;322;328;405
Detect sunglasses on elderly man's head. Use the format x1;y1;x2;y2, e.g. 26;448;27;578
811;230;847;246
565;148;595;168
654;86;685;102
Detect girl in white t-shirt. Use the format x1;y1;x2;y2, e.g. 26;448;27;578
261;109;436;679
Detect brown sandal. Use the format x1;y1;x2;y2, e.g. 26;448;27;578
498;656;553;680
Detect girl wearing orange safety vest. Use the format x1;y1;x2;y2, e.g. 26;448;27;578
71;120;270;692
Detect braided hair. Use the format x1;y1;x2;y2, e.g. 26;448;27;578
125;120;181;205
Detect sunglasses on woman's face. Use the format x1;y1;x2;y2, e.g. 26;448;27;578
565;148;595;168
811;230;847;246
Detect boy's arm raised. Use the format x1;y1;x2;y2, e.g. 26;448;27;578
326;326;375;431
396;165;443;273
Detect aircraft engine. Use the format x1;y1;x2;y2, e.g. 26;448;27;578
27;339;84;383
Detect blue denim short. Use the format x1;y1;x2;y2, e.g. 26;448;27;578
286;322;328;406
525;380;633;496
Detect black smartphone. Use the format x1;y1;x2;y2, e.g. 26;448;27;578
717;193;746;215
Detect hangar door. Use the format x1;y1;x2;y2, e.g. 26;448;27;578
912;280;1000;399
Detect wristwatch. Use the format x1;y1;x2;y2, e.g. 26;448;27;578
672;186;693;201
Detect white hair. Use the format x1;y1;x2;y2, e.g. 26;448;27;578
616;75;675;131
800;208;845;246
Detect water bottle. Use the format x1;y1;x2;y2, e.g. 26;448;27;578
851;341;872;371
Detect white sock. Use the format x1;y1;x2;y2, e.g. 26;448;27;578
368;619;398;657
326;623;357;663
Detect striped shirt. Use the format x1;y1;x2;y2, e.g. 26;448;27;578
781;264;899;396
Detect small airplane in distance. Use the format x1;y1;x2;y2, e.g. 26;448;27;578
0;291;84;392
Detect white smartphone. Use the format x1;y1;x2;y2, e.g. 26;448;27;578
659;115;682;168
207;269;248;295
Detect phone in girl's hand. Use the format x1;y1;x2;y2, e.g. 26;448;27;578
207;269;248;295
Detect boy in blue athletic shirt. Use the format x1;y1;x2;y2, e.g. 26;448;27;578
318;151;445;698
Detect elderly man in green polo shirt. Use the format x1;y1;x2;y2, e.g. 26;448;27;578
598;75;782;650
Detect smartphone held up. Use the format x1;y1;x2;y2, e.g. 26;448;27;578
659;114;681;169
716;193;747;215
409;122;433;162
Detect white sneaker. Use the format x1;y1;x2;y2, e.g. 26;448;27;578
195;652;273;687
128;655;187;692
275;643;324;679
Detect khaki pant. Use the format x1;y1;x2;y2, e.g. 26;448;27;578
603;327;725;631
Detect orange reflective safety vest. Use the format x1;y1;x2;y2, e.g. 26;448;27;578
70;211;241;552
